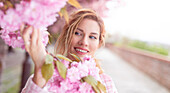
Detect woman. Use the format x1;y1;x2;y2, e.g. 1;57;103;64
21;8;118;93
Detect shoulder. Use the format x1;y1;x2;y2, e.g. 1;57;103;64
100;73;118;93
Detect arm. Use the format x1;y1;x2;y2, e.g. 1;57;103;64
20;25;47;87
21;75;49;93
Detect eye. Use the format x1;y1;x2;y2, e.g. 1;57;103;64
89;36;97;39
75;32;81;35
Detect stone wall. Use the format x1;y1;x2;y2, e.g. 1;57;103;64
106;43;170;91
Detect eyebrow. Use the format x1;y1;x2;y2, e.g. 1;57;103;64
77;28;83;32
77;28;99;35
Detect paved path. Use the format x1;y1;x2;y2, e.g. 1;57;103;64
95;48;170;93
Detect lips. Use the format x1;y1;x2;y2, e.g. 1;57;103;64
74;47;89;55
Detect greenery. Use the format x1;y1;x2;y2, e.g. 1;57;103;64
128;40;169;56
5;82;20;93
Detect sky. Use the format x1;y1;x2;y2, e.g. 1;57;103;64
104;0;170;45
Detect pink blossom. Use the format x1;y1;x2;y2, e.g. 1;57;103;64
41;30;49;47
0;30;25;48
35;0;68;6
46;55;105;92
0;29;49;49
19;1;57;28
83;55;93;61
79;83;94;93
0;2;3;7
0;0;68;49
77;62;88;78
67;66;80;82
0;10;3;21
17;0;67;28
1;8;22;32
70;61;79;67
83;56;101;81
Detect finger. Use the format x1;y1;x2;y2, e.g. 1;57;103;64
31;27;38;47
37;29;43;46
20;23;25;36
23;26;32;52
22;26;32;42
38;29;47;57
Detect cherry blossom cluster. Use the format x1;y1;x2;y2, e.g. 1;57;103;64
0;0;68;48
47;55;104;93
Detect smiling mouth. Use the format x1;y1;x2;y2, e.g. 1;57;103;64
74;47;89;54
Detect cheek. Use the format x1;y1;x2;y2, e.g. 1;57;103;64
70;36;79;48
90;40;99;53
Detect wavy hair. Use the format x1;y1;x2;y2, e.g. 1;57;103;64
54;8;106;56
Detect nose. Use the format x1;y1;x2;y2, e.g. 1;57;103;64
78;35;88;46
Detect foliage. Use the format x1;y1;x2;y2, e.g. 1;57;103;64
81;75;106;93
5;82;20;93
128;40;169;56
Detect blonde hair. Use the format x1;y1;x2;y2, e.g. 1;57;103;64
54;9;106;56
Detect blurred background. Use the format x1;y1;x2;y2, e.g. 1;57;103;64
0;0;170;93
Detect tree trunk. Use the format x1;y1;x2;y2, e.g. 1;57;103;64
19;52;31;93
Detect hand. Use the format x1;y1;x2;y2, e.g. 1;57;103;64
20;24;47;87
20;24;47;69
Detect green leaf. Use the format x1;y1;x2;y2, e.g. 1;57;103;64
68;0;82;9
41;63;54;81
82;75;97;86
55;54;72;62
82;75;101;93
97;81;107;93
58;6;69;23
45;54;53;64
70;53;82;62
56;60;67;79
93;85;100;93
5;1;13;8
82;75;107;93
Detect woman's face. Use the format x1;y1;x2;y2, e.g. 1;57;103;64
69;18;100;60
